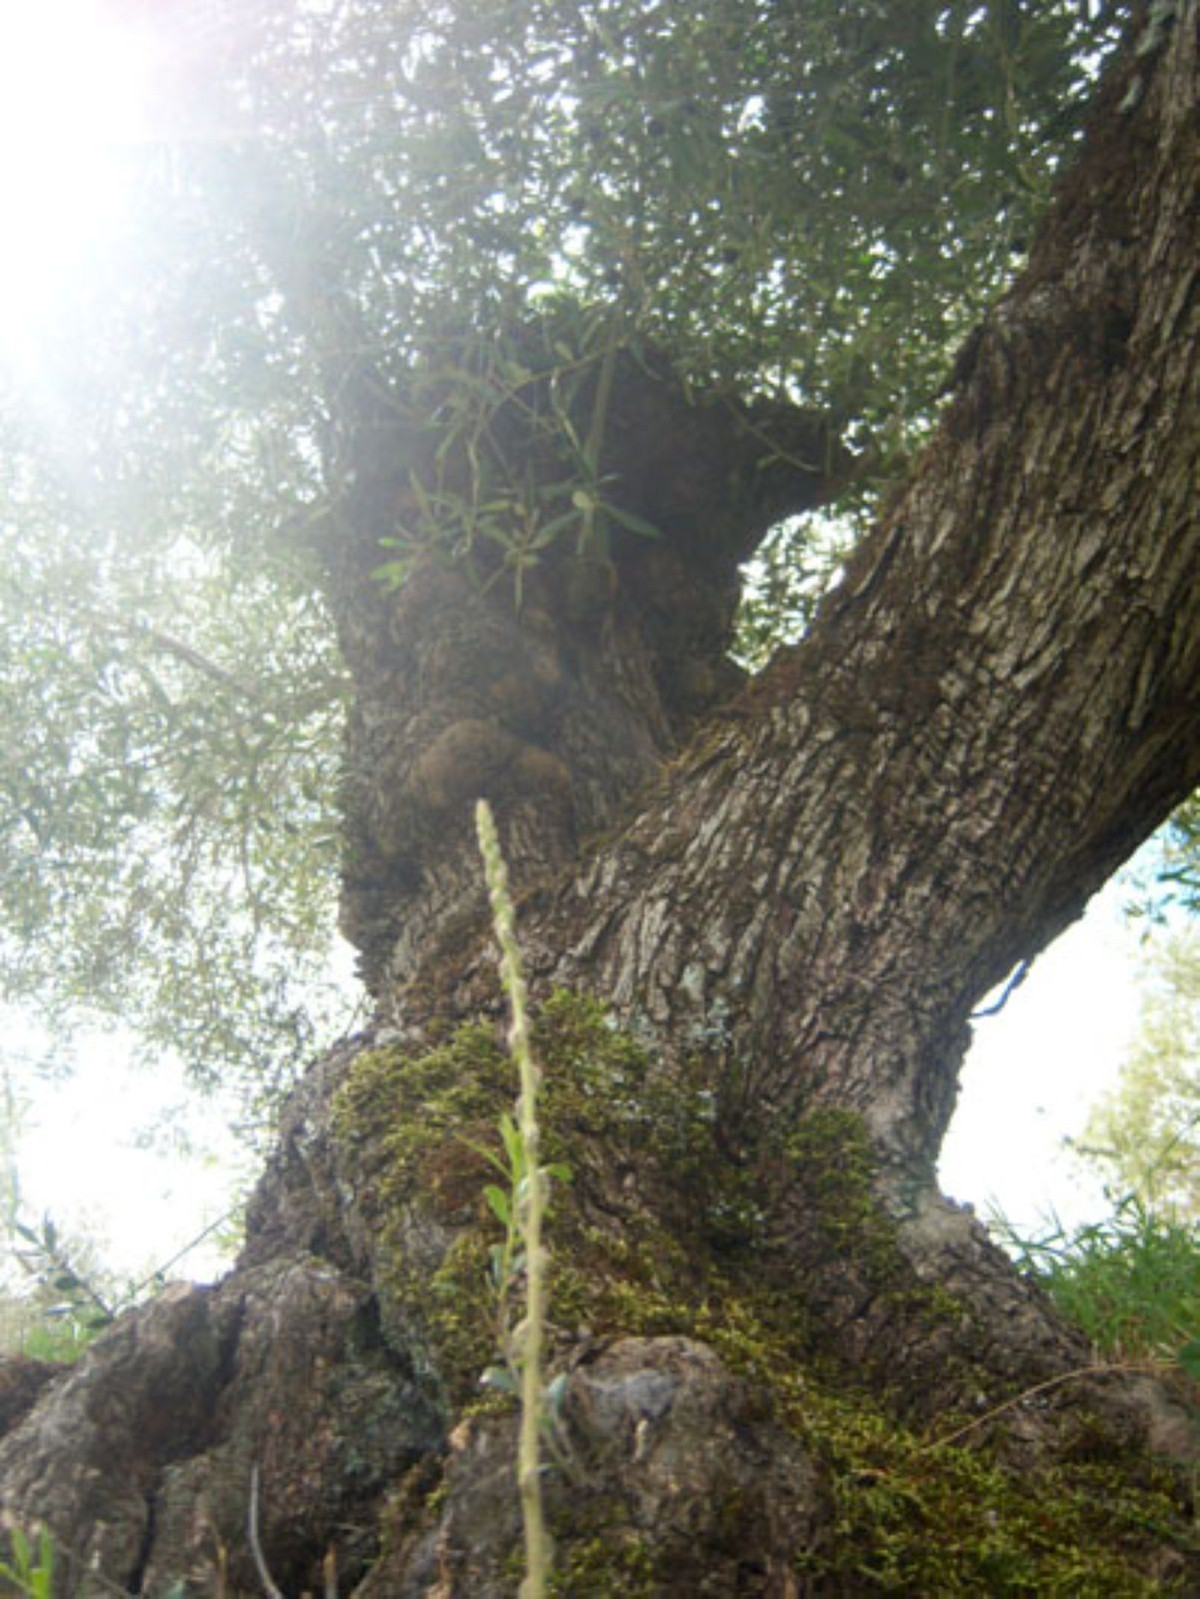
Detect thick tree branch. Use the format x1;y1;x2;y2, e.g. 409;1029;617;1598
516;8;1200;1180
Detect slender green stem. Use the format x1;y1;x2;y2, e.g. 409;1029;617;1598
475;799;550;1599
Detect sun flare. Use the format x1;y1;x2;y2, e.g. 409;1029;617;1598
0;1;152;329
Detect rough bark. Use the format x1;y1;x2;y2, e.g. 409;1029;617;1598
3;8;1200;1595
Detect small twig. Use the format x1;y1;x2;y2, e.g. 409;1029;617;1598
248;1464;286;1599
139;622;264;701
576;312;623;561
80;605;266;704
921;1358;1166;1452
125;1210;236;1301
717;391;828;479
210;1522;230;1599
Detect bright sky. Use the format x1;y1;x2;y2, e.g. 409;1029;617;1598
14;1044;253;1283
0;3;152;336
939;871;1143;1236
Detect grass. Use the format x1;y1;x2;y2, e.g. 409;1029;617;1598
992;1192;1200;1374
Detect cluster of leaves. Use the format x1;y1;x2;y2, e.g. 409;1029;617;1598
0;1070;226;1360
140;0;1125;516
1128;793;1200;926
1076;929;1200;1219
1003;917;1200;1382
0;380;354;1098
736;512;857;664
0;1197;239;1363
992;925;1200;1377
232;0;1118;396
4;1210;119;1360
372;307;664;606
0;1075;104;1359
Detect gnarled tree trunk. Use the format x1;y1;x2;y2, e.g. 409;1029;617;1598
3;9;1200;1594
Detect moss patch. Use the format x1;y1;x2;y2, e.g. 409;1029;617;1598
780;1105;902;1269
332;994;1197;1592
331;1024;515;1400
697;1304;1190;1594
546;1526;657;1598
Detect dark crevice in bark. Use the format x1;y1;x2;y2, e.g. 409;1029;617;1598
128;1491;158;1597
0;1357;59;1440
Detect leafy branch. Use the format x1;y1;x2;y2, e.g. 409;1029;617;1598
6;1205;238;1357
9;1215;115;1338
374;315;660;607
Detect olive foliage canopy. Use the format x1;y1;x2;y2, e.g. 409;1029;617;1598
0;0;1122;1097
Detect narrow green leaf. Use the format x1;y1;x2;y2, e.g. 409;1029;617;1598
499;1112;523;1170
542;1371;569;1412
458;1135;511;1180
484;1184;512;1227
602;502;661;539
530;508;582;545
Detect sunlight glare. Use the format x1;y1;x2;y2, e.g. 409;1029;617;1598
0;1;151;327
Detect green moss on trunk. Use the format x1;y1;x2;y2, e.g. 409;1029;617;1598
331;995;1197;1593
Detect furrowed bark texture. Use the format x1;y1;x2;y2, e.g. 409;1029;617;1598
543;12;1200;1164
2;8;1200;1595
505;1;1200;1435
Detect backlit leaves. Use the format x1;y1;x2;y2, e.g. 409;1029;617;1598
0;0;1122;1096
